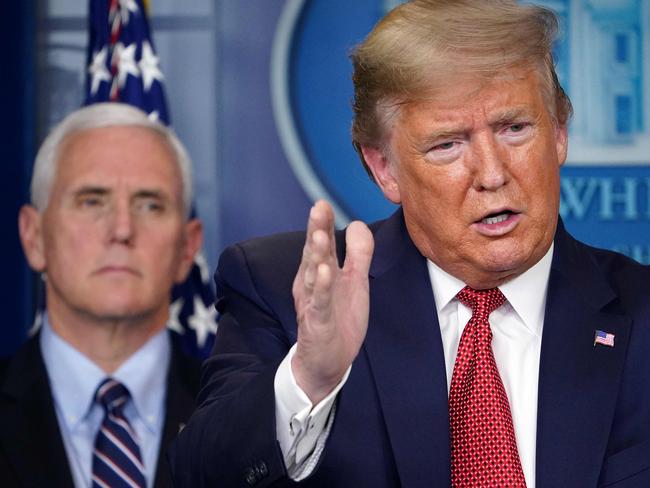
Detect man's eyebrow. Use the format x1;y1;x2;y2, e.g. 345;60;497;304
132;189;169;200
73;186;109;197
416;126;472;147
490;108;532;125
72;187;170;200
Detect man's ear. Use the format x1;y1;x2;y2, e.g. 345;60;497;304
555;123;568;168
175;219;204;283
18;205;47;272
360;145;401;204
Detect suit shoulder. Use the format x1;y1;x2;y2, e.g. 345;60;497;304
221;230;307;269
217;231;306;296
584;242;650;279
576;241;650;310
218;215;391;274
168;337;202;393
215;216;392;307
0;336;43;399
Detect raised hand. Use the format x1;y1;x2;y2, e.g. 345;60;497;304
291;200;374;404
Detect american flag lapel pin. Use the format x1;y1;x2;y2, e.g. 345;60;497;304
594;329;615;347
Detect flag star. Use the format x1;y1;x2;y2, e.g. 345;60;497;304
188;296;217;348
113;42;140;88
167;298;185;335
118;0;139;25
88;47;111;95
139;41;164;92
148;111;160;122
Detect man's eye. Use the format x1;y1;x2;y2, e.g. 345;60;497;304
508;123;526;132
79;196;104;207
135;199;165;213
433;141;455;151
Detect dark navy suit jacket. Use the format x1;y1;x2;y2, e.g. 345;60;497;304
0;332;201;488
171;209;650;487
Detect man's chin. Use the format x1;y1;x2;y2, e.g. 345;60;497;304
474;247;540;283
83;303;156;325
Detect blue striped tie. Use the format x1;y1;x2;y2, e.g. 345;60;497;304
92;378;147;488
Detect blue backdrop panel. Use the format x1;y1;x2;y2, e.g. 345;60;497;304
0;0;35;356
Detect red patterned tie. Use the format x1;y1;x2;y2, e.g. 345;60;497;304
449;286;526;487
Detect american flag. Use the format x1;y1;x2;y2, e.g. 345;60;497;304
594;330;615;347
86;0;169;123
84;0;217;358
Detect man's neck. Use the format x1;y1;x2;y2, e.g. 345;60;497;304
46;307;167;374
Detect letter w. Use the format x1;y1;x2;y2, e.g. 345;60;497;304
560;178;599;220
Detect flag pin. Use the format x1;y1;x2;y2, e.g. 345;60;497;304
594;329;615;347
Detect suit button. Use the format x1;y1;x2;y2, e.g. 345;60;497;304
256;460;268;477
245;467;257;486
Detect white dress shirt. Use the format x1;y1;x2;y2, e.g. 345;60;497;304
275;244;553;486
40;317;170;488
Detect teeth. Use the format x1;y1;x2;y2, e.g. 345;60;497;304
482;213;509;225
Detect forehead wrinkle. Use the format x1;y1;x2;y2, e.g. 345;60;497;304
57;131;183;202
400;102;473;136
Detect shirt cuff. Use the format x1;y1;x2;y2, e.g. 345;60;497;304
274;343;351;471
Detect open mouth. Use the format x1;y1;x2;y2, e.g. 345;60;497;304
479;210;516;225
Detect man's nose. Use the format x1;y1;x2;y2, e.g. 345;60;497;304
108;201;135;244
470;133;510;191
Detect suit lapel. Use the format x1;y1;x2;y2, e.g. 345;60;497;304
152;339;201;488
536;223;631;487
0;336;75;487
363;210;451;487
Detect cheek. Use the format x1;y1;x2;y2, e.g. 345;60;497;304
43;224;91;267
400;165;467;219
145;232;186;268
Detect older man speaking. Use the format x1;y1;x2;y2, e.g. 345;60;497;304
172;1;650;487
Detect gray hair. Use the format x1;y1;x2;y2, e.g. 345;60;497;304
31;103;193;217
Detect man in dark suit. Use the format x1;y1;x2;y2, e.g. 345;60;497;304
171;1;650;487
1;103;203;487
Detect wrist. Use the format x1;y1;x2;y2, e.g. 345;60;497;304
291;353;343;405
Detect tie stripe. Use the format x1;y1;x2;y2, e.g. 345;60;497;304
100;426;146;471
91;474;113;488
92;378;147;488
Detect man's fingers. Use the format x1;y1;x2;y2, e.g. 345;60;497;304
300;201;335;266
311;262;334;312
297;202;330;288
343;221;374;276
319;202;337;259
304;229;329;289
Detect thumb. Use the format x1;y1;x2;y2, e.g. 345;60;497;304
343;221;374;277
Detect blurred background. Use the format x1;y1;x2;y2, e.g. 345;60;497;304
2;0;649;356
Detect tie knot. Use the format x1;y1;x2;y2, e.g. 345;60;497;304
456;286;506;318
95;378;130;412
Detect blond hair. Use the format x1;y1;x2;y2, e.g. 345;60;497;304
351;0;572;177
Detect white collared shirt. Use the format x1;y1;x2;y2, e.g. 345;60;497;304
275;244;553;486
430;244;553;487
40;317;170;488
